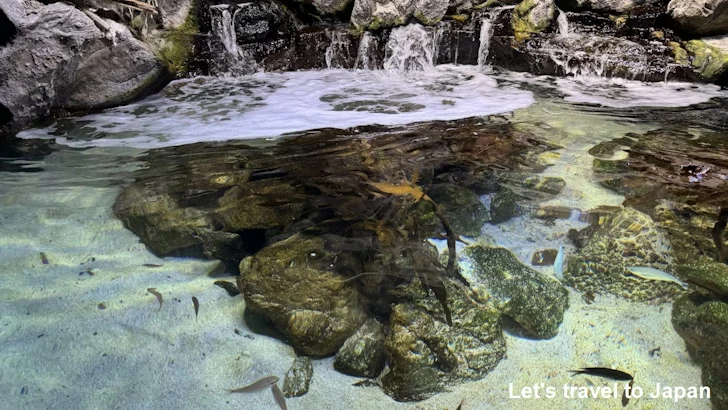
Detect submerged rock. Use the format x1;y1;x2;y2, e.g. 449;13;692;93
382;278;505;401
238;234;368;356
672;294;728;410
564;207;685;302
334;319;387;377
668;0;728;37
0;0;167;132
489;187;521;224
427;184;490;237
466;245;569;338
283;356;314;397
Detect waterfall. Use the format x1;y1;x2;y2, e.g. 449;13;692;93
383;24;437;71
209;4;256;75
477;18;494;68
476;6;514;69
354;32;375;70
325;31;351;69
557;10;570;37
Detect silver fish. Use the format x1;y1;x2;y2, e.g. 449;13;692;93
554;245;565;279
230;376;279;393
271;383;287;410
625;266;688;289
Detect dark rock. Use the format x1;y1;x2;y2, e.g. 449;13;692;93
334;319;387;377
489;188;521;224
558;0;662;14
283;356;314;397
466;245;569;338
428;184;490;237
532;248;558;265
672;294;728;409
0;7;17;47
382;278;505;401
238;233;368;356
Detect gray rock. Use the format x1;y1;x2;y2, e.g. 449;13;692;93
0;0;166;132
351;0;416;30
283;357;314;398
238;234;368;356
668;0;728;37
382;278;506;401
414;0;448;25
334;319;387;378
511;0;556;42
466;245;569;338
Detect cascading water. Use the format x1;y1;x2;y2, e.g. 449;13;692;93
325;30;351;69
383;24;438;71
476;6;514;69
354;32;376;70
209;4;256;75
557;10;570;37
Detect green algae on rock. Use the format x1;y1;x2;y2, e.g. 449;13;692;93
283;356;314;397
673;295;728;410
684;40;728;82
238;234;368;356
511;0;556;43
564;207;686;302
466;245;569;338
334;318;387;378
489;187;521;224
382;278;506;401
427;184;490;237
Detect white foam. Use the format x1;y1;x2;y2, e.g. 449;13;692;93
17;66;534;149
498;70;728;108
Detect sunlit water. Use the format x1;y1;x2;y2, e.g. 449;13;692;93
2;67;727;410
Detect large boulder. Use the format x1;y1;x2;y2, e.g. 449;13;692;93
668;0;728;37
351;0;417;30
0;0;167;132
466;245;569;338
238;234;368;356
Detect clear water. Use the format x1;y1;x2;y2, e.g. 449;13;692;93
2;65;727;410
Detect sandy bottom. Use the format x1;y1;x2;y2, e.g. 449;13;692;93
0;143;708;410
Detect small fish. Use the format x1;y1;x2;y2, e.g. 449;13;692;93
553;245;564;278
192;296;199;320
455;398;465;410
147;288;163;309
271;383;287;410
625;266;688;289
40;252;49;265
143;263;163;268
570;367;633;381
229;376;279;393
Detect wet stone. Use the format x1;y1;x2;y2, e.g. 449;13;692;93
238;233;368;356
382;278;505;401
488;187;521;224
531;248;558;266
466;245;569;339
334;318;387;378
283;356;314;398
672;294;728;410
427;183;490;237
564;207;685;302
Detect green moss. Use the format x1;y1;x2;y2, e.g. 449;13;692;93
413;12;443;26
511;0;553;43
157;7;199;76
668;41;689;65
367;16;384;31
446;14;469;23
685;40;728;81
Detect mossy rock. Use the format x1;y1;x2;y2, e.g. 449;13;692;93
676;260;728;298
334;319;387;378
466;245;569;338
489;187;521;224
238;233;368;356
564;207;686;302
428;184;490;237
498;172;565;196
156;10;199;76
283;357;314;397
673;295;728;410
382;278;505;401
511;0;556;43
684;40;728;82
